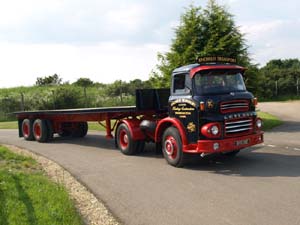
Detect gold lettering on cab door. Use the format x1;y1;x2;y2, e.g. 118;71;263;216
171;99;196;118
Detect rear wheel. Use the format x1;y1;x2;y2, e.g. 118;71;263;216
46;120;54;140
22;119;34;141
58;122;72;137
72;122;88;137
162;127;186;167
116;123;138;155
136;141;145;153
33;119;49;142
79;122;88;137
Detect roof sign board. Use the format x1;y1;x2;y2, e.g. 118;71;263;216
197;56;237;64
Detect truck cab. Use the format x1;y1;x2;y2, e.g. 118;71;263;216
158;57;263;166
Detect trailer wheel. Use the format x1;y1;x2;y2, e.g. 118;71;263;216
162;127;186;167
58;122;72;137
33;119;49;142
80;122;88;137
72;122;88;137
22;119;34;141
46;120;54;140
116;123;138;155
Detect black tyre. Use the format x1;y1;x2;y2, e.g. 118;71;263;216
223;150;240;157
136;141;145;153
32;119;49;142
21;119;34;141
162;127;186;167
79;122;88;137
58;122;72;137
116;123;138;155
46;120;54;140
72;122;88;138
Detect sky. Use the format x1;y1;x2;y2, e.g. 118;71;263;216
0;0;299;88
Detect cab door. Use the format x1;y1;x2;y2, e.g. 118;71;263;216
169;73;199;144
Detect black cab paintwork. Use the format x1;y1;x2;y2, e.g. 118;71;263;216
169;63;255;144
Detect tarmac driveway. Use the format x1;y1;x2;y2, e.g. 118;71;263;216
0;101;300;225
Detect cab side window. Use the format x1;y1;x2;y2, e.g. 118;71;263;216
173;74;186;94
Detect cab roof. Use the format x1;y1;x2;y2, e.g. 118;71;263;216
172;63;245;78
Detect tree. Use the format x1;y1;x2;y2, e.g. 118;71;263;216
259;59;300;98
72;78;95;107
105;80;129;104
52;86;83;109
150;0;251;88
73;78;94;87
36;74;62;86
127;79;152;95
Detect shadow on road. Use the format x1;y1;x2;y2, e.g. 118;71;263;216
184;147;300;177
48;134;118;151
267;121;300;133
40;133;300;178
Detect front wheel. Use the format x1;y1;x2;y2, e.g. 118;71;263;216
116;123;138;155
162;127;186;167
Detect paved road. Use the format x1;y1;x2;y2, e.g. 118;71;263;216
258;101;300;148
1;101;300;225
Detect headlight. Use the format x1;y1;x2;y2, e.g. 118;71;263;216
211;125;219;135
201;122;221;138
256;118;262;129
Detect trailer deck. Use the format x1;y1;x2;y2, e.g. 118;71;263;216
14;89;170;140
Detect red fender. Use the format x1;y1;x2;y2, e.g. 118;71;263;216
155;117;188;145
117;119;145;141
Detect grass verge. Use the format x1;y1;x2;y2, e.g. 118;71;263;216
257;111;283;131
0;121;17;129
0;145;83;225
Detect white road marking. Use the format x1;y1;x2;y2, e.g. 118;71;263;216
263;144;300;152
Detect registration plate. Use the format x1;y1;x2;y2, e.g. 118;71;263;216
235;139;249;146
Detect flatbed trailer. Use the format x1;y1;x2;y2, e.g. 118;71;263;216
14;58;264;167
15;106;157;138
15;88;169;139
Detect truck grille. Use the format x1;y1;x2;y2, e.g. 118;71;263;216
220;100;249;114
225;117;253;137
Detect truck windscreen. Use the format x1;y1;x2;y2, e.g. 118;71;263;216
194;71;246;95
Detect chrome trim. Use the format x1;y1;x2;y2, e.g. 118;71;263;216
225;119;252;125
226;127;251;133
225;117;253;135
226;123;252;129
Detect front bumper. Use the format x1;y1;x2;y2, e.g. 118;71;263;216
183;131;264;154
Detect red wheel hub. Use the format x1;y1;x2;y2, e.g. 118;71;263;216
34;123;41;139
164;136;178;159
119;129;129;149
22;123;29;137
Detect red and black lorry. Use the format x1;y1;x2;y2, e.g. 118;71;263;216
15;57;264;167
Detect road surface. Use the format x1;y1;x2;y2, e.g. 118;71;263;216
0;101;300;225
